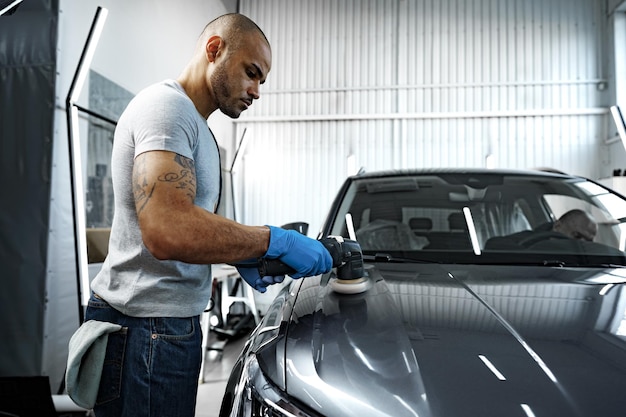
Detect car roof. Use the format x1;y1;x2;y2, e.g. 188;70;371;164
350;168;581;181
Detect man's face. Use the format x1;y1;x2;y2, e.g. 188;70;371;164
210;34;271;118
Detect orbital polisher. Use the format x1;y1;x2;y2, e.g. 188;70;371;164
258;236;369;294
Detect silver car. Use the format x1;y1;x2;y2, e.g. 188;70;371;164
219;169;626;417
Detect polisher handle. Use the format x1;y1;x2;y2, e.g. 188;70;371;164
257;258;296;277
258;236;364;280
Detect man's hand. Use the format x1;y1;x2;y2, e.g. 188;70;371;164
236;264;284;293
264;226;333;279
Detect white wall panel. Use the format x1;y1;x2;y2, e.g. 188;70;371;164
236;0;614;235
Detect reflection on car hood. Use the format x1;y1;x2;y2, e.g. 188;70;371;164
282;263;626;417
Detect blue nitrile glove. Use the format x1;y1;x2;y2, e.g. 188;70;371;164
261;275;286;285
236;260;285;293
236;265;269;293
264;226;333;279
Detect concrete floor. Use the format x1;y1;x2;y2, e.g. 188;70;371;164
195;330;248;417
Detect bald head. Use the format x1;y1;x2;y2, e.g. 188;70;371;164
198;13;270;57
553;209;597;242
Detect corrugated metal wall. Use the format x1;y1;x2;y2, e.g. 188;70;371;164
236;0;611;236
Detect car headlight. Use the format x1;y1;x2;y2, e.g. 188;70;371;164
248;389;309;417
236;355;321;417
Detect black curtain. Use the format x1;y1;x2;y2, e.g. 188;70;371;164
0;0;58;376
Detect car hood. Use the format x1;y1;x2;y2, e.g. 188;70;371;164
280;263;626;417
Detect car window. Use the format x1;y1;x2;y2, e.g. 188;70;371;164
325;173;626;266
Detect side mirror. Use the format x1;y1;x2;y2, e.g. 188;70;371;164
281;221;309;236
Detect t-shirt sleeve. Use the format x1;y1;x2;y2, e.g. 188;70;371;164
129;85;199;160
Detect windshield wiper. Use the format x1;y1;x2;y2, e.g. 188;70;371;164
541;260;626;268
542;259;567;267
363;253;433;264
363;254;626;268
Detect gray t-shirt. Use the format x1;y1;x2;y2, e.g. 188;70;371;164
91;80;221;317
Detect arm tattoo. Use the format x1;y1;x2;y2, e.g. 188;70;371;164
158;154;197;201
132;153;196;215
132;155;155;214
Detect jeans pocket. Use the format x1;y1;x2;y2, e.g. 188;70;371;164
152;317;197;340
96;327;128;405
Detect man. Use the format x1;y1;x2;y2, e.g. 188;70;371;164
552;209;597;242
485;209;597;249
84;13;331;417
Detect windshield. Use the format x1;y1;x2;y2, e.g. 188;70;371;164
324;172;626;266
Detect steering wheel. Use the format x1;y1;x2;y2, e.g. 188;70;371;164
518;231;570;247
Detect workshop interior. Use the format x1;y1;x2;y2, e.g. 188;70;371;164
2;0;626;416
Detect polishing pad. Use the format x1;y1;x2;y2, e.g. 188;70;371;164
329;277;369;294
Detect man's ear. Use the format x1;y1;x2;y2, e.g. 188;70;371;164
205;35;223;62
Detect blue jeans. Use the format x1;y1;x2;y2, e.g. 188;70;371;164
85;293;203;417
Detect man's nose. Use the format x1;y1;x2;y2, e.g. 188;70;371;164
249;81;260;100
